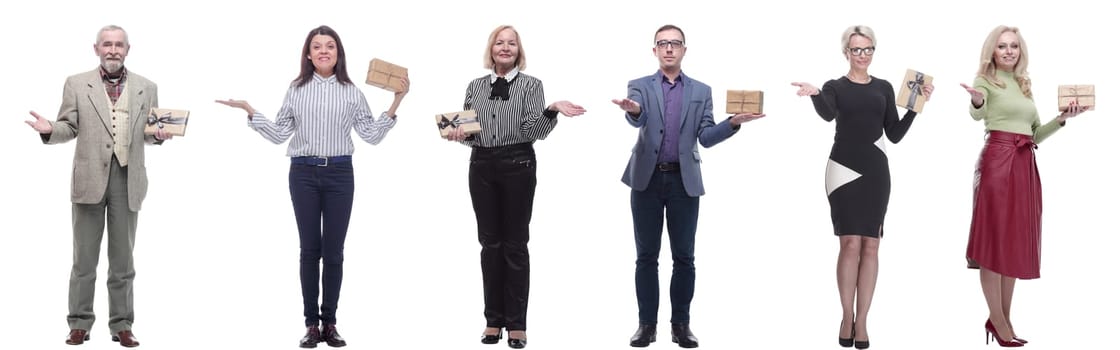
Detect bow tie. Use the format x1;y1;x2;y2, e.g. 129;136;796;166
490;77;511;100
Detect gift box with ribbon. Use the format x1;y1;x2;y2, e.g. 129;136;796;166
144;108;189;136
365;58;408;92
895;69;933;113
726;90;764;114
435;110;482;138
1057;85;1095;111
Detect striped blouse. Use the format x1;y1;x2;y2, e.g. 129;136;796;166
459;69;558;148
248;74;397;157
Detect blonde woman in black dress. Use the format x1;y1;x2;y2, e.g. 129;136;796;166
791;25;933;349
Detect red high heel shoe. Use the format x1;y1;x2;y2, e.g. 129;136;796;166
985;320;1023;347
986;319;1028;344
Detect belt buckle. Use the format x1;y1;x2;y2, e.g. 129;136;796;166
316;156;329;167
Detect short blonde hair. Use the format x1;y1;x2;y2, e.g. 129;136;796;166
483;25;527;71
840;25;876;57
976;25;1032;98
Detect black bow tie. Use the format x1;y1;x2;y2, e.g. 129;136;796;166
490;77;511;100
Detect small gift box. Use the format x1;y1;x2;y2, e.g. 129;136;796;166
144;108;189;136
726;90;764;114
895;69;933;113
435;110;482;138
1057;85;1095;111
365;58;408;92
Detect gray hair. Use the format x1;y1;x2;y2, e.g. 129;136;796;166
95;25;129;46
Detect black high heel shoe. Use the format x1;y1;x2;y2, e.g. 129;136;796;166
853;322;869;349
481;328;503;345
507;330;527;349
839;322;854;348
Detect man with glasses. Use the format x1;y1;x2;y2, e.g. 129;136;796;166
612;24;764;348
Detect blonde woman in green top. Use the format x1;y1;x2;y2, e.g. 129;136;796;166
959;25;1089;347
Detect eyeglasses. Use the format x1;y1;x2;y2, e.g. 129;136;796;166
656;40;684;49
847;46;875;56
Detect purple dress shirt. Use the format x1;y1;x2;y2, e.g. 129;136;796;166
658;73;684;163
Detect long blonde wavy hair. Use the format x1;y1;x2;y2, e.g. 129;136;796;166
976;25;1032;98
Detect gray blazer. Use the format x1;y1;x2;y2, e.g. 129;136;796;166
621;71;738;197
42;68;160;211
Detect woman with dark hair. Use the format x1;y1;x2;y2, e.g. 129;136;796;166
216;25;409;348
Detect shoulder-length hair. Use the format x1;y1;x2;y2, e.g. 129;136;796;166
293;25;352;87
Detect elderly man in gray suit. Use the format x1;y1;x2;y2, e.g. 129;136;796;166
25;24;171;348
612;24;765;348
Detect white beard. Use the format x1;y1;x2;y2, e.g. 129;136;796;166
102;60;123;73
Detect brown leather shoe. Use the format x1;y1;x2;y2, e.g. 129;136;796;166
66;329;89;345
111;330;140;348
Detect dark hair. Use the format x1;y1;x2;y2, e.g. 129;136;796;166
293;25;352;87
655;24;685;44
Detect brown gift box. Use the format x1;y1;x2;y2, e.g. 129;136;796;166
1057;85;1095;111
144;108;189;136
436;110;482;138
895;69;933;113
726;90;764;114
365;58;408;92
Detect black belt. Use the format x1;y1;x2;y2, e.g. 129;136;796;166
656;162;680;172
291;156;351;166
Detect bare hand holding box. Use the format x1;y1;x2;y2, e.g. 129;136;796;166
144;108;189;136
726;90;764;114
896;69;932;113
436;110;482;138
366;58;408;92
1058;85;1095;111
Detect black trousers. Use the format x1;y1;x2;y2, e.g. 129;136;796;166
469;142;536;331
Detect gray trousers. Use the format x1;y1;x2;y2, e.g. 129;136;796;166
67;157;137;333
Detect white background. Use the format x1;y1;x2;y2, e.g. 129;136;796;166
2;1;1116;349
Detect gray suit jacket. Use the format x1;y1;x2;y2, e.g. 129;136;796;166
42;68;160;212
621;71;738;197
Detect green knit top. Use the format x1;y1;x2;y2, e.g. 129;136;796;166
969;69;1063;143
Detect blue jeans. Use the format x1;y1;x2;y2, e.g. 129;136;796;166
631;170;699;325
289;157;355;327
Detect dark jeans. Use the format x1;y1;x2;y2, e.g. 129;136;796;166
631;170;699;325
469;143;536;331
289;157;355;327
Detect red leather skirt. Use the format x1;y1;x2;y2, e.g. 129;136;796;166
965;130;1042;279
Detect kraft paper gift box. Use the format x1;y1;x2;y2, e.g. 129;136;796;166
1057;85;1095;111
144;108;189;136
365;58;408;92
895;69;933;113
435;110;482;138
726;90;764;114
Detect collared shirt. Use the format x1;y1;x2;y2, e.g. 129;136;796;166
459;71;558;148
248;73;397;157
490;67;519;84
657;72;684;163
99;66;127;105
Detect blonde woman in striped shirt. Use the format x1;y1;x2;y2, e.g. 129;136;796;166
445;24;585;349
216;25;408;349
